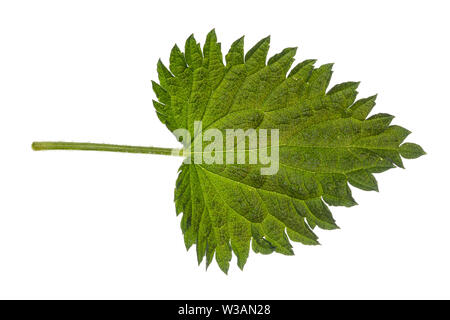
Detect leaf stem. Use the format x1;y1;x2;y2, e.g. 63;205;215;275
31;141;183;157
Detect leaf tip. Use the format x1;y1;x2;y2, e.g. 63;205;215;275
186;33;196;43
207;28;217;38
172;43;181;52
258;35;271;46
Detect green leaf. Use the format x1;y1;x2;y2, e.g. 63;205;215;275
399;142;426;159
153;30;425;273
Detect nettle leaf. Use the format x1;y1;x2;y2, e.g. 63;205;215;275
154;30;424;273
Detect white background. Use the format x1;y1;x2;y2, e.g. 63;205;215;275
0;0;448;299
